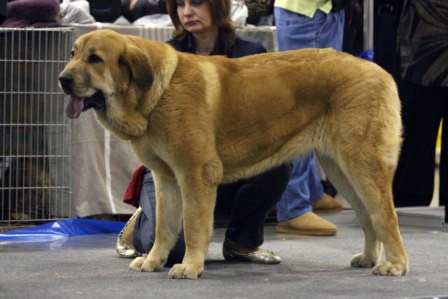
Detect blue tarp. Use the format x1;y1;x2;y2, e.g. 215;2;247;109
0;219;124;244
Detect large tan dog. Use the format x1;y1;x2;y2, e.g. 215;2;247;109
59;29;408;279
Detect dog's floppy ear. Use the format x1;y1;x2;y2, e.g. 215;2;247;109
120;45;153;90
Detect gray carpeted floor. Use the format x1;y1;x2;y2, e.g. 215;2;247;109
1;210;448;299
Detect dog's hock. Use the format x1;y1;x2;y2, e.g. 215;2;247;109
120;45;153;91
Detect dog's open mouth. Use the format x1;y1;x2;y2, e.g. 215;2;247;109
65;90;106;119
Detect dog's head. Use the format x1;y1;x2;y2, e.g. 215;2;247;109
59;29;153;119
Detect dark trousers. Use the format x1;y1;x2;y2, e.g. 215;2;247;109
219;164;290;249
393;80;448;207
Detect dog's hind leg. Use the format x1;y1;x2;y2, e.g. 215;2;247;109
129;170;183;272
318;155;382;268
332;151;409;276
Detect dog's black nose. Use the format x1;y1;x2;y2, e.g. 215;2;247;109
59;74;73;94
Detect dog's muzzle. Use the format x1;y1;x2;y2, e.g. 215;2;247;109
59;74;106;119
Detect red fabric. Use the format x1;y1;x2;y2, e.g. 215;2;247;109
123;165;147;208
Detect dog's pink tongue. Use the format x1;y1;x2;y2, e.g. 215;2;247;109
66;96;83;119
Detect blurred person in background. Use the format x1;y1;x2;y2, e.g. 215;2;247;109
393;0;448;208
273;0;347;237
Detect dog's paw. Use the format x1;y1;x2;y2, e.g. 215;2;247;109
168;263;203;279
141;256;165;272
372;260;408;276
350;252;377;268
129;256;146;272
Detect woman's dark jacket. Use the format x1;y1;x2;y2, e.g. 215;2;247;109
167;32;267;57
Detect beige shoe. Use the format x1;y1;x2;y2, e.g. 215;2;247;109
312;194;344;213
276;212;337;236
116;207;141;258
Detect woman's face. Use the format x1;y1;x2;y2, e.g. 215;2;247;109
176;0;215;35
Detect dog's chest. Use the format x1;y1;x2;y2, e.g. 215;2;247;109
130;133;174;170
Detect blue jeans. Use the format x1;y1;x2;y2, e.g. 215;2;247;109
133;170;185;266
275;7;345;222
275;8;345;50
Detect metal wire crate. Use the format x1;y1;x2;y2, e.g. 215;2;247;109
0;28;73;225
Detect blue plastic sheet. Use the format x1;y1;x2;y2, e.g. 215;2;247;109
0;219;124;244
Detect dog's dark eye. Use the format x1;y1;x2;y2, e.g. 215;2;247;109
88;54;103;64
70;50;75;58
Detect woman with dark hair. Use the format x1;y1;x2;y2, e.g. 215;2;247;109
117;0;291;267
166;0;233;39
165;0;256;57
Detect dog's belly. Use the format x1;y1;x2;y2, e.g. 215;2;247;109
216;110;318;171
217;128;288;168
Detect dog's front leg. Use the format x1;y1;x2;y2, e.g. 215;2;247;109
129;170;182;272
168;169;217;279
